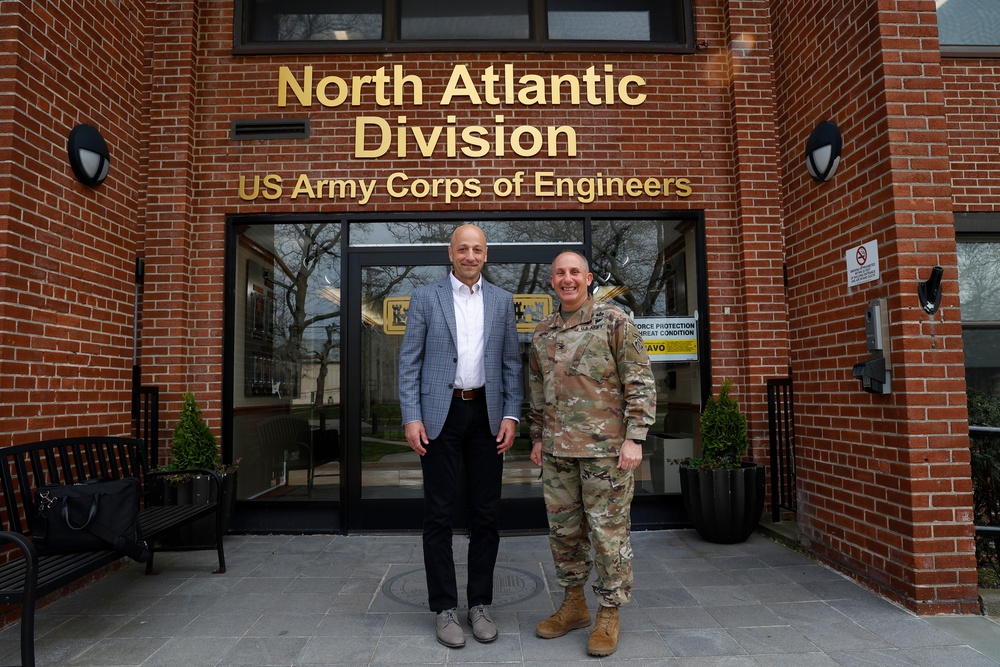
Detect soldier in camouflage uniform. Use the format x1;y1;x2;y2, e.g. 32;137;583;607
528;251;656;657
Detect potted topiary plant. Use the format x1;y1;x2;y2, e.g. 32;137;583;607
678;378;766;544
160;393;238;546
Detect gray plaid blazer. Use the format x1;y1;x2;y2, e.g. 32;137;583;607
398;276;523;440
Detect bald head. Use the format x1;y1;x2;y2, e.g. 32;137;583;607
550;251;593;312
448;224;488;287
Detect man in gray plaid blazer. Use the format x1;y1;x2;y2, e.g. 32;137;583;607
399;224;523;649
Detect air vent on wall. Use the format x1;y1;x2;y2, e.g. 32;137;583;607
231;118;310;140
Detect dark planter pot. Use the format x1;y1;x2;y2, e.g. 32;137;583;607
159;471;238;548
679;463;765;544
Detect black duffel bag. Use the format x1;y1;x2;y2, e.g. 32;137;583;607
33;478;149;562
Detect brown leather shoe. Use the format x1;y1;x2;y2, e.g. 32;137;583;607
536;585;591;639
586;605;620;656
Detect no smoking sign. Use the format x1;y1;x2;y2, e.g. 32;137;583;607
846;240;879;287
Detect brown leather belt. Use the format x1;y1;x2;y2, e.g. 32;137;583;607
453;387;485;400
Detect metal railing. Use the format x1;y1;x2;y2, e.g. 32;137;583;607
767;377;796;522
133;386;160;468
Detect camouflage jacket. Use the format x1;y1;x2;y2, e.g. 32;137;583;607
528;296;656;458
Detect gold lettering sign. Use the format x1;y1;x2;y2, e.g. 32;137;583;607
234;64;697;204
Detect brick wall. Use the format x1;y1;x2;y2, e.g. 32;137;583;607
771;0;978;613
942;58;1000;209
0;0;148;445
139;0;793;462
0;0;987;616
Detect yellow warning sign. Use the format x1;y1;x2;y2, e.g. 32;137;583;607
381;293;553;335
634;317;698;362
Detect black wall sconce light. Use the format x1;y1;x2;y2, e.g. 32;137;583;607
67;124;111;187
805;120;842;183
918;265;944;315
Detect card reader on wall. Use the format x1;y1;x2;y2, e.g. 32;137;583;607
852;356;888;394
852;297;891;394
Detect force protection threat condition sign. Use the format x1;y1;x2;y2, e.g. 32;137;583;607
634;317;698;362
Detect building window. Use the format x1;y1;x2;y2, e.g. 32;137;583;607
957;214;1000;397
938;0;1000;55
547;0;681;42
400;1;530;41
237;0;693;53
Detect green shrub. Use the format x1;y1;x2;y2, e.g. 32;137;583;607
166;392;219;471
689;378;748;470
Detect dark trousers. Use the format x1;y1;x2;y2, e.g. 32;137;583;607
420;396;503;612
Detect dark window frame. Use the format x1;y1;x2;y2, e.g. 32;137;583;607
941;46;1000;58
233;0;696;55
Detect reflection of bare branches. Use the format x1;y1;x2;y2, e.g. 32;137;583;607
959;243;1000;321
277;12;381;41
362;265;417;314
351;219;584;247
591;221;684;316
268;223;342;405
482;262;547;295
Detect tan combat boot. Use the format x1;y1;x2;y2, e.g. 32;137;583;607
536;586;591;638
586;605;620;656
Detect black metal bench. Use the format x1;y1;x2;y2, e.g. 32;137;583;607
0;436;227;667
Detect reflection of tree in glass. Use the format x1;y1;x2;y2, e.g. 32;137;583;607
482;262;548;296
277;13;380;41
361;265;420;311
480;219;580;294
271;223;341;407
360;219;582;248
484;219;582;245
376;221;455;245
591;221;684;317
958;243;1000;321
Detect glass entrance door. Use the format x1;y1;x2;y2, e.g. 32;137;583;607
344;248;555;531
227;216;702;533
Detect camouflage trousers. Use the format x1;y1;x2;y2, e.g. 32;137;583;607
541;453;634;607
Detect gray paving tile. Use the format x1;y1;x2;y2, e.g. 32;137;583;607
246;612;325;637
765;600;850;626
632;586;700;608
65;636;170;666
6;531;1000;667
182;609;265;637
642;606;722;631
748;652;839;666
314;611;388;636
658;627;748;657
368;634;452;664
108;612;194;638
301;638;384;667
728;625;819;654
795;619;892;652
218;636;310;666
928;615;1000;663
705;604;785;629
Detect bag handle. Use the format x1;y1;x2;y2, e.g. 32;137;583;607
61;494;100;530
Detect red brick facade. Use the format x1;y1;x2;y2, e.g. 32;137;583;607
0;0;993;614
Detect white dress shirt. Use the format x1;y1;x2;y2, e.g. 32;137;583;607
450;272;485;390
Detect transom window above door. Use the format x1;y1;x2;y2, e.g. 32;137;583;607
236;0;695;53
